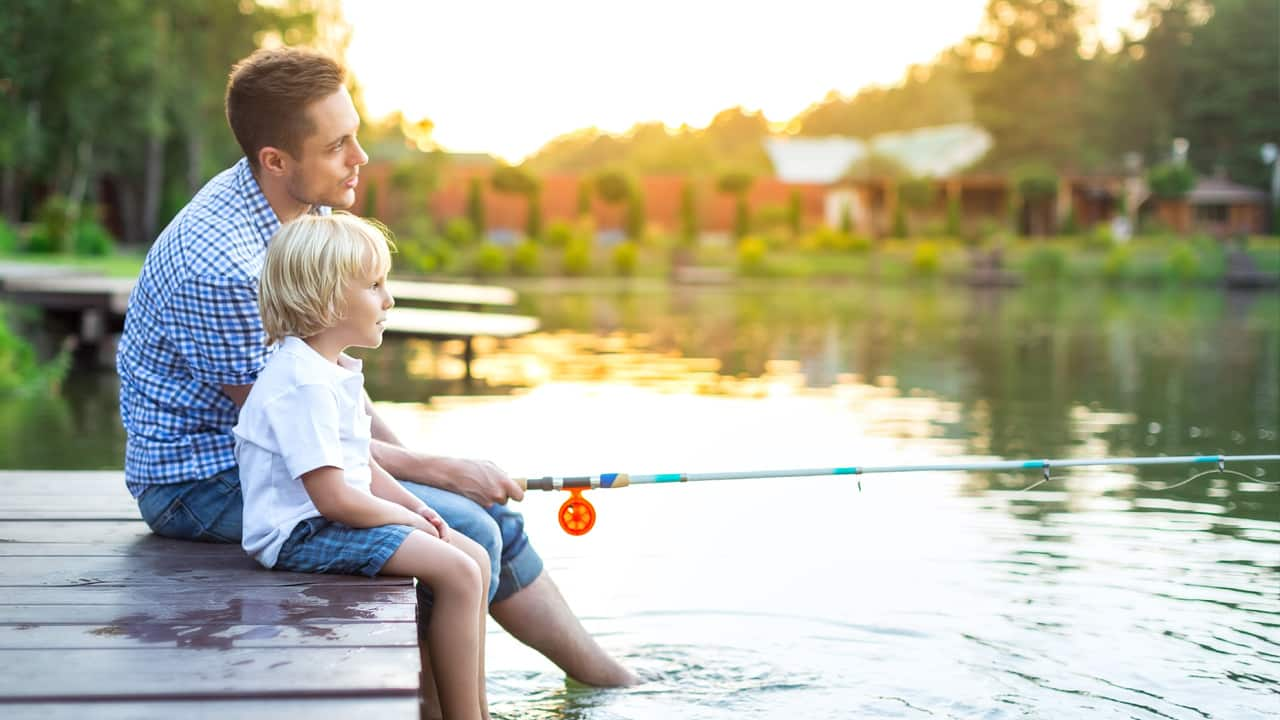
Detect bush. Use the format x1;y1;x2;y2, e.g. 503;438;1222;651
891;204;908;238
1102;244;1133;281
910;241;941;277
1165;242;1199;283
472;242;507;277
612;240;638;276
544;220;574;249
561;236;592;276
27;195;75;254
1024;244;1068;282
945;195;962;237
0;317;68;398
737;236;768;276
444;217;477;247
510;240;542;276
0;220;18;253
1148;162;1195;199
1085;223;1115;250
73;218;115;256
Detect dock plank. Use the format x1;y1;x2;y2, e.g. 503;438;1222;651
0;646;419;700
0;698;419;720
387;279;516;307
384;306;539;339
0;470;425;715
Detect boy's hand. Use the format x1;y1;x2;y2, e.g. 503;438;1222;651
414;504;449;540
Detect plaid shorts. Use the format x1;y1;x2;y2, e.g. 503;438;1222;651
273;516;415;577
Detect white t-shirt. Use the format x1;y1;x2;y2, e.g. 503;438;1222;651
233;336;374;568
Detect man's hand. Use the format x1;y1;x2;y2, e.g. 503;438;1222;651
451;458;524;507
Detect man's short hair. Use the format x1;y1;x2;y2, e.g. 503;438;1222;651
226;47;345;170
259;213;394;345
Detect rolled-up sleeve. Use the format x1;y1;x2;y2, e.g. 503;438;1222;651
168;274;269;386
264;383;346;481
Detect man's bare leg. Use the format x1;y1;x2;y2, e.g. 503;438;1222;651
489;572;638;686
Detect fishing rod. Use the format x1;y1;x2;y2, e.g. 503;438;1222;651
515;454;1280;535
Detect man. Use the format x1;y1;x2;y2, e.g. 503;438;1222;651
117;46;636;689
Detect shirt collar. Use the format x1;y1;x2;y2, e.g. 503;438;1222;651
280;336;364;381
234;158;280;247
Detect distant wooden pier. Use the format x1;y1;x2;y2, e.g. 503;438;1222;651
0;471;425;718
0;265;539;378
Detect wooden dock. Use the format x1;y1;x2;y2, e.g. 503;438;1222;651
0;471;425;719
0;266;539;378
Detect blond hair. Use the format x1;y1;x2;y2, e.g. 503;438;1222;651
259;212;394;345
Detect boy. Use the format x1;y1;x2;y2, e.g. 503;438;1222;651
234;213;490;720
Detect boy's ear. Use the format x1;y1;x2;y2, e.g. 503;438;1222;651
258;146;291;176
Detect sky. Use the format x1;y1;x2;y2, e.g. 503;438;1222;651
341;0;1145;163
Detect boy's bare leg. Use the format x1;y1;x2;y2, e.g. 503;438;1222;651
383;532;484;720
448;534;493;720
490;573;639;686
419;646;442;720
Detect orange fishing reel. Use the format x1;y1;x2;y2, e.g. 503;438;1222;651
558;489;596;536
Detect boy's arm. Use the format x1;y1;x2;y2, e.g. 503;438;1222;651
369;458;450;539
301;466;439;537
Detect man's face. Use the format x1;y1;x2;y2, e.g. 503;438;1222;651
284;87;368;210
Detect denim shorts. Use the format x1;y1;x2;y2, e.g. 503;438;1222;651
273;517;414;577
135;467;543;603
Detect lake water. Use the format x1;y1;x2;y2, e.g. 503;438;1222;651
3;283;1278;719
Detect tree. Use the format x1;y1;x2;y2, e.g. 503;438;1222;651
466;177;486;237
1147;162;1195;198
718;172;754;240
625;185;645;241
957;0;1091;170
680;182;699;247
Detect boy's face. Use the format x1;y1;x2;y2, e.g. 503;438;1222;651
333;260;394;351
283;87;368;210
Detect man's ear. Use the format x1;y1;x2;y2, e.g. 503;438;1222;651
257;146;291;177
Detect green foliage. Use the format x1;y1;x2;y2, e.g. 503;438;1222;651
490;165;539;196
73;217;115;257
679;183;698;246
545;220;574;249
717;172;754;196
0;220;19;253
526;188;543;240
595;171;632;205
1147;162;1196;199
945;195;962;237
898;178;936;210
466;178;486;236
27;196;75;254
576;180;593;216
844;152;910;181
625;187;646;240
787;190;803;237
510;240;542;276
910;241;942;277
472;243;507;277
561;236;592;276
611;241;638;276
1060;206;1079;235
733;195;750;240
1165;242;1199;283
891;204;908;238
363;181;379;220
1013;165;1059;201
1086;222;1116;250
1024;244;1068;282
0;316;68;399
737;236;769;276
1102;244;1133;281
444;217;477;247
839;203;853;234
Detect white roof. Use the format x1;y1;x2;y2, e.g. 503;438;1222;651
765;123;993;183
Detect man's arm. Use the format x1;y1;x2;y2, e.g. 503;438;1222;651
223;383;252;408
362;390;524;507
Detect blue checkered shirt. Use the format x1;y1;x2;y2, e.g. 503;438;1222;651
118;158;328;498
